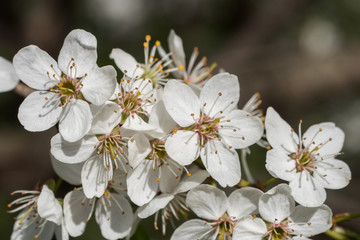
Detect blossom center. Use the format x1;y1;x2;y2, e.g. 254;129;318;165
95;127;128;174
266;219;291;240
189;114;220;146
207;213;236;240
290;148;317;173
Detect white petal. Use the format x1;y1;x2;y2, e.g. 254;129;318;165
110;169;129;194
59;100;92;142
303;122;344;155
219;109;264;149
13;45;58;90
137;194;174;219
126;161;159;206
18;91;63;132
81;155;108;198
159;163;182;193
11;211;55;240
95;193;133;239
0;56;19;92
55;218;69;240
289;171;326;207
265;149;297;181
128;133;152;169
259;184;294;222
38;185;62;225
50;133;97;164
227;187;263;219
165;130;200;165
149;100;177;135
289;205;332;236
200;72;239;116
58;29;97;78
63;189;93;237
88;101;121;135
314;159;351;189
173;169;209;194
186;184;227;220
81;65;117;106
265;107;298;153
163;80;200;127
109;48;144;77
170;219;213;240
50;154;83;185
168;30;186;67
122;113;156;131
232;216;267;240
200;139;240;187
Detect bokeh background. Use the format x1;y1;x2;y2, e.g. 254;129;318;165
0;0;359;239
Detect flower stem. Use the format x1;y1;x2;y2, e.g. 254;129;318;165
334;212;360;223
262;177;279;188
54;178;63;194
241;149;255;184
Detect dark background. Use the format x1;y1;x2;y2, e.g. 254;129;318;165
0;0;359;239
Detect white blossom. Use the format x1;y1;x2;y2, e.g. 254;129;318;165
110;35;178;87
265;107;351;207
233;184;333;240
14;29;116;142
164;30;217;89
171;184;263;240
163;73;264;187
8;185;67;240
63;171;133;240
51;101;130;198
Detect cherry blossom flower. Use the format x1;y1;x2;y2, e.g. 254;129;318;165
265;107;351;207
137;166;209;236
126;100;185;206
164;30;217;88
171;184;263;240
112;76;158;131
0;56;19;92
8;184;67;240
110;35;179;87
14;29;117;142
63;171;133;240
233;184;333;240
51;101;130;198
163;73;264;187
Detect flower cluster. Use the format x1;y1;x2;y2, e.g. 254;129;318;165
1;29;352;240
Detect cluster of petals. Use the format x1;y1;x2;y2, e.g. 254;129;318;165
171;184;263;240
8;184;67;240
51;101;128;198
265;107;351;207
163;72;264;187
14;29;117;142
4;28;352;240
160;30;217;90
63;170;133;240
233;184;333;239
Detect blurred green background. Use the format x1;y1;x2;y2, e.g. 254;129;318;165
0;0;359;239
